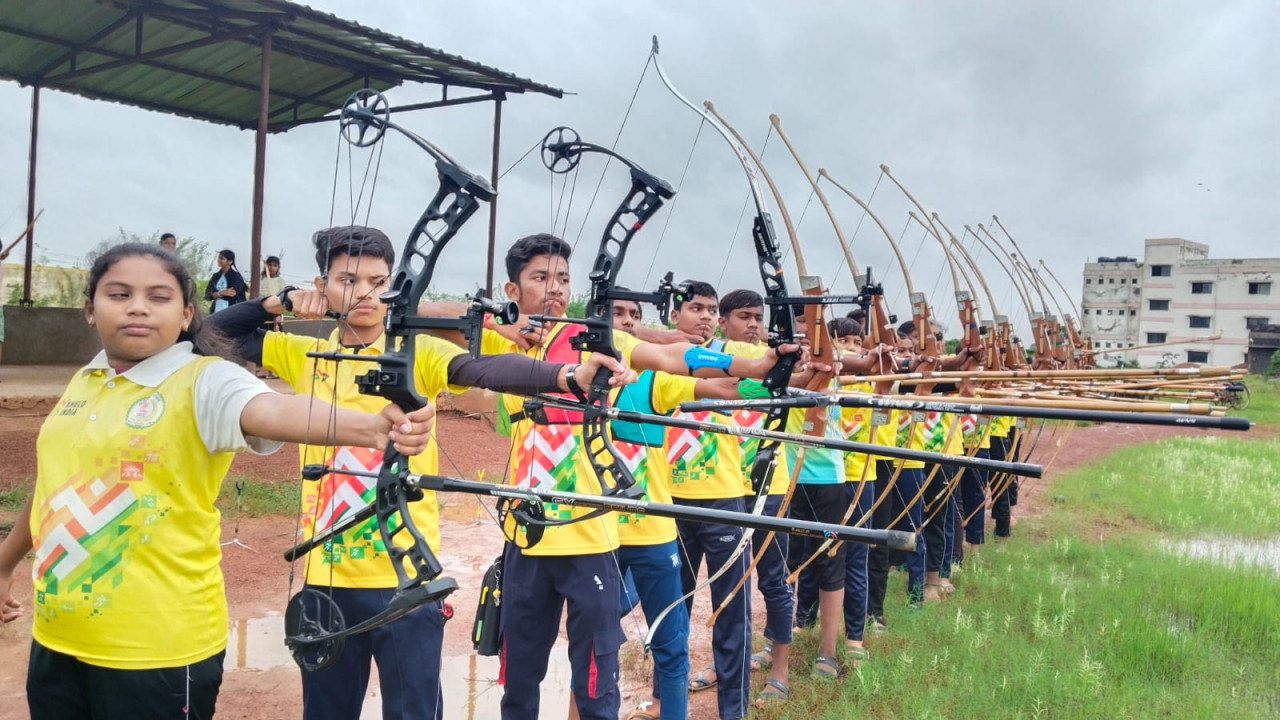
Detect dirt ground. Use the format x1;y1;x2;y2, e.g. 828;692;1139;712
0;366;1261;719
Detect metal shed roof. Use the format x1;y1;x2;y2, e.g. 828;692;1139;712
0;0;564;132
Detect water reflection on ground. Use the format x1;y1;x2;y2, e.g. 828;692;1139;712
225;612;571;719
1161;535;1280;575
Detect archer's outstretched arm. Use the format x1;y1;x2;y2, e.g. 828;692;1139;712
445;352;634;395
630;341;800;380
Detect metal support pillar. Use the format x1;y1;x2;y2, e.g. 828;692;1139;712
249;31;272;299
22;86;39;306
485;93;504;296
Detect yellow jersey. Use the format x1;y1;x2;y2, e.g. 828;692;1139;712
264;330;466;587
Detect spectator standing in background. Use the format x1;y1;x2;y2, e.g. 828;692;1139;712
205;249;247;314
259;255;285;298
159;233;177;252
253;255;286;377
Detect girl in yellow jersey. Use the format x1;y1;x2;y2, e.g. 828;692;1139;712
0;243;435;720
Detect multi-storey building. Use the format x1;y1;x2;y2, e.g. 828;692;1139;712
1080;238;1279;367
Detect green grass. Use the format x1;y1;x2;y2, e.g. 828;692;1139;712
755;433;1280;720
0;486;29;511
215;475;300;517
1053;435;1280;538
1240;378;1280;427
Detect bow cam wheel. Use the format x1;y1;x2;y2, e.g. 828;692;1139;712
540;126;582;174
284;588;347;672
340;89;391;148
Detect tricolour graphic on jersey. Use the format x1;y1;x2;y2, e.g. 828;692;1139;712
923;411;950;452
33;475;140;608
613;439;652;525
667;411;720;485
305;445;392;564
514;424;580;520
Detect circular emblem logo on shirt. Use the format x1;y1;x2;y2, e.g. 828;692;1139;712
125;392;166;429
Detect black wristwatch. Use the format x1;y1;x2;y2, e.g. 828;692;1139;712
564;364;586;397
275;285;299;313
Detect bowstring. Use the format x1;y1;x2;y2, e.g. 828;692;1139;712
497;137;544;181
568;55;653;253
890;218;925;311
285;123;351;608
641;116;706;291
715;125;773;289
827;173;883;292
286;118;386;626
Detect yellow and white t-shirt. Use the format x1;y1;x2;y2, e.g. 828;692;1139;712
264;330;466;587
31;343;278;669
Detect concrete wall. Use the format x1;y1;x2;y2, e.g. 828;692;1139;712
1081;259;1142;362
0;310;345;366
1;306;100;365
1137;253;1280;367
1081;239;1280;367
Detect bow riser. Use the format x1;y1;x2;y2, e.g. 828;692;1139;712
284;89;493;669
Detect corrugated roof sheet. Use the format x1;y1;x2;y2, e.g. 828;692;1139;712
0;0;563;131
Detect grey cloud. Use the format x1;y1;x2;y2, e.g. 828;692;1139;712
1;0;1274;338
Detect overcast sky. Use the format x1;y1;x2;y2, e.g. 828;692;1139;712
1;1;1275;336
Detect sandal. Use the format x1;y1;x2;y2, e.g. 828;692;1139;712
688;668;718;693
750;643;774;672
626;702;659;720
845;643;870;666
939;579;956;594
867;615;887;634
812;654;841;680
753;677;789;707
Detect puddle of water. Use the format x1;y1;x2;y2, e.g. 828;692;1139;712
360;640;571;719
225;612;293;672
225;612;571;719
1161;536;1280;575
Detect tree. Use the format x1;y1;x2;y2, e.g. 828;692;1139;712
88;229;216;297
4;267;83;308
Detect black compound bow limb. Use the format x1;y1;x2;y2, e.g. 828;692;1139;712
523;126;676;500
280;89;510;671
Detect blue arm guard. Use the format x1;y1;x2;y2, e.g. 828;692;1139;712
684;345;733;375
